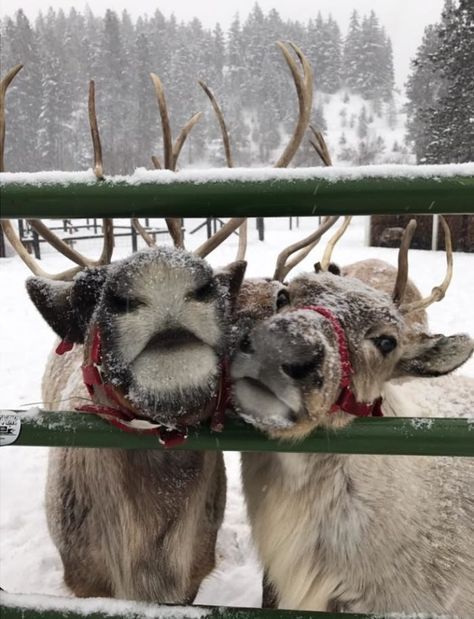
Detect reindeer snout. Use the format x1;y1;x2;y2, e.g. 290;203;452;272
281;349;325;381
239;314;327;385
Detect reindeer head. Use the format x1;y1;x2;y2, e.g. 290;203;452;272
27;246;246;426
232;219;474;439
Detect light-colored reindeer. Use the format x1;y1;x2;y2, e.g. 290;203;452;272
231;220;474;616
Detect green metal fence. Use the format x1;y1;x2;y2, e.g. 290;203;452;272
1;168;473;619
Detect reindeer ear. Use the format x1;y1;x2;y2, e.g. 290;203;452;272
215;260;247;306
395;333;474;377
26;267;108;344
26;278;76;341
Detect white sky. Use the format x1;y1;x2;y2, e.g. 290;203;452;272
1;0;445;88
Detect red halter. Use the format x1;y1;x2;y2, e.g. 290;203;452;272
55;327;231;447
298;306;383;418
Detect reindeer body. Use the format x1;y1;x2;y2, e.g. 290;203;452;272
43;346;225;601
233;271;474;615
241;381;474;614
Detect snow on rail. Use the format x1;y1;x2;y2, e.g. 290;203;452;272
1;162;473;187
0;592;210;618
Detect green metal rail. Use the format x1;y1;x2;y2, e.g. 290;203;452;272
1;172;474;218
2;410;473;457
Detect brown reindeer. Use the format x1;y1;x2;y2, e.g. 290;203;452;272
231;219;474;616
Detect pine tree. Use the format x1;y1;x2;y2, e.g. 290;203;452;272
342;11;364;92
406;0;473;163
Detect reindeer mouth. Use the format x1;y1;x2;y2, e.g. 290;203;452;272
233;376;303;430
143;328;203;353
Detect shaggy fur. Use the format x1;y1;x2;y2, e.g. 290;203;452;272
232;271;474;616
28;247;246;602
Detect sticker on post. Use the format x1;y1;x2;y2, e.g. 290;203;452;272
0;412;21;446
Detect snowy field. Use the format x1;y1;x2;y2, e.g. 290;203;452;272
1;216;473;607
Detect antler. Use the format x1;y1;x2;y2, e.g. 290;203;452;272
150;72;205;249
195;218;246;259
0;64;23;172
131;218;156;247
397;216;453;314
199;79;247;260
273;216;339;282
273;104;351;281
274;42;313;168
392;219;418;306
0;65;79;279
198;80;234;168
319;217;352;271
1;71;114;280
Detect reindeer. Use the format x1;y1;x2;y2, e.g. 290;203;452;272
0;42;314;602
0;64;248;602
231;219;474;616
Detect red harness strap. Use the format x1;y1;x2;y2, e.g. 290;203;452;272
56;327;230;447
299;305;383;418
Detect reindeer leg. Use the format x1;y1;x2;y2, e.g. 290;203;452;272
262;571;279;608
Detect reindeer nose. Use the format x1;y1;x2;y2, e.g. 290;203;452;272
281;352;323;381
239;333;255;354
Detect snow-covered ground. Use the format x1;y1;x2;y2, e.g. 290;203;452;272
1;216;473;607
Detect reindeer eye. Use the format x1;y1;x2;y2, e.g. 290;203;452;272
192;280;216;302
372;335;397;355
276;289;290;311
108;293;144;314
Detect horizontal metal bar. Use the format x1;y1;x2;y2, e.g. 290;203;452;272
3;410;473;456
1;174;473;218
0;592;452;619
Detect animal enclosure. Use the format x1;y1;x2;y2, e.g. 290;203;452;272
1;167;474;619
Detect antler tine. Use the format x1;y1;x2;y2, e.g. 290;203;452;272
236;220;248;261
400;216;453;314
319;216;352;271
309;125;332;167
131;218;156;247
98;218;115;264
150;73;173;170
198;80;234;168
172;111;203;170
392;219;418;306
151;155;162;169
195;217;246;259
273;216;339;282
88;80;114;265
198;79;247;260
26;220;90;267
274;41;313;168
88;80;104;180
1;221;82;280
150;72;189;249
0;64;23;172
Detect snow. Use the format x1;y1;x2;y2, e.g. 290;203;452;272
1;161;473;187
0;215;473;609
0;592;210;617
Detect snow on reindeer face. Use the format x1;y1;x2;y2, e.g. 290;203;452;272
231;272;473;439
27;247;246;424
